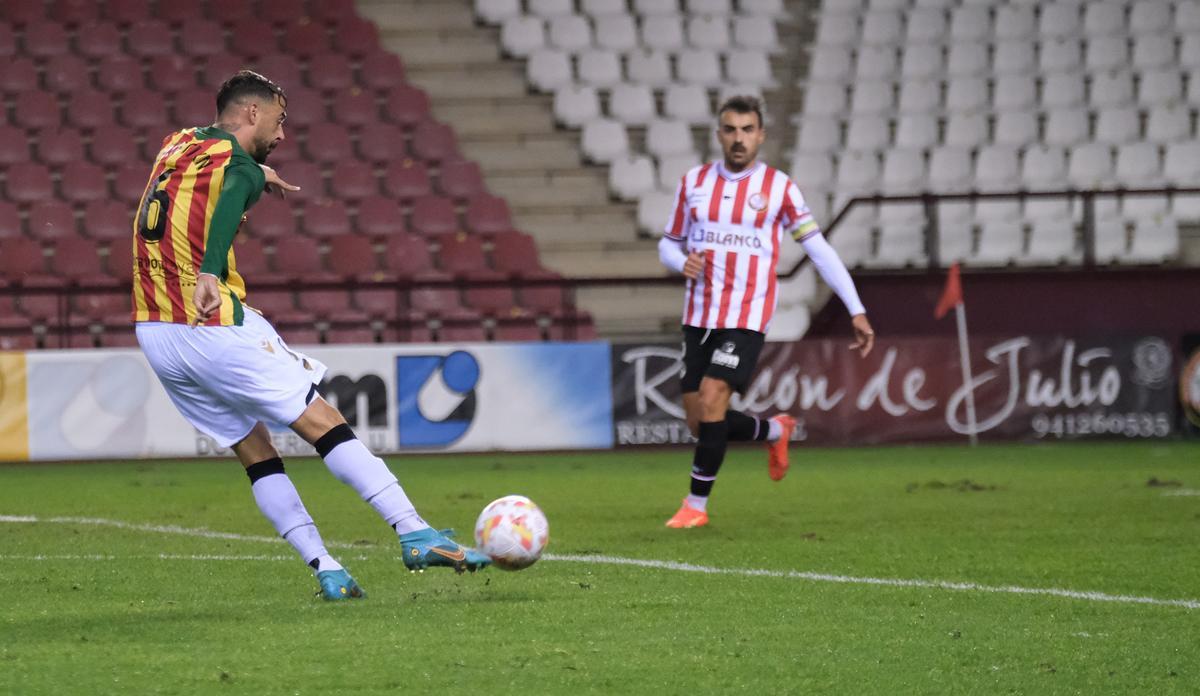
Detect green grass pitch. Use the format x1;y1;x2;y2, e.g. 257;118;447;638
1;441;1198;695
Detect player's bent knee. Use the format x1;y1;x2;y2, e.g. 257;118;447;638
313;422;357;458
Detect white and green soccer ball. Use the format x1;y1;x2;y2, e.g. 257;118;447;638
473;495;549;571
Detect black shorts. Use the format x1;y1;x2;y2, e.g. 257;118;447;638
680;326;765;394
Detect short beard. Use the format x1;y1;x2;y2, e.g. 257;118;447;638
251;140;271;164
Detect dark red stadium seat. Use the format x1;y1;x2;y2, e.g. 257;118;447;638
281;21;330;59
383;234;436;276
90;126;141;167
437;233;488;275
28;201;77;240
104;0;150;25
301;198;351;238
328;161;379;202
230;235;268;272
98;325;140;348
438;159;486;201
277;160;323;196
0;238;49;277
126;20;175;58
265;138;300;166
37;127;84;167
325;326;377;345
72;290;127;320
331;88;379;128
547;314;597;341
207;0;255;25
278;325;322;346
20;21;70;59
51;235;110;280
96;56;143;93
307;54;353;92
231;20;279;60
279;86;324;129
114;163;151;206
83;201;133;240
0;0;45;25
0;25;14;58
383;160;432;201
147;55;198;93
332;16;380;57
410;120;458;164
325;234;385;279
464;271;517;315
383;84;430;127
353;287;399;317
520;270;569;314
60;162;110;204
156;1;204;25
0;57;37;94
0;314;37;350
200;54;245;90
410;196;459;237
5;163;54;204
246;56;299;93
303;123;353;164
107;238;134;283
311;0;358;23
120;90;169;129
356;196;407;238
383;322;434;344
0;202;21;239
246;288;295;316
14;92;62;131
44;54;91;93
0;126;32;166
360;50;406;92
273;236;328;279
67;90;116;130
172;89;215;127
297;288;353;314
438;321;487;343
410;286;464;314
258;0;305;25
465;194;514;235
77;23;123;59
50;0;99;25
356;123;408;165
490;231;544;276
493;316;543;342
179;19;227;57
245;196;296;239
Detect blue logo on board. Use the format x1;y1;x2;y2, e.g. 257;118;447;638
395;351;480;447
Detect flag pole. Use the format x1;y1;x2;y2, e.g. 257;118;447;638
953;301;978;446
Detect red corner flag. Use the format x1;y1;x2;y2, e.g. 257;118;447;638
934;262;963;319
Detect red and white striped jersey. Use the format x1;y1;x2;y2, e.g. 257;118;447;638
663;160;819;333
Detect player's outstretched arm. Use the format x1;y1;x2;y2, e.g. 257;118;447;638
798;231;874;357
260;164;300;199
659;235;704;279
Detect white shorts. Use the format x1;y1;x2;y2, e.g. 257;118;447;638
136;311;329;448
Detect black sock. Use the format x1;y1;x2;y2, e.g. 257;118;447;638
726;411;768;442
689;420;729;497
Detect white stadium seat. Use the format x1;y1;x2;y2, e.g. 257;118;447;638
1138;69;1184;107
1093;218;1127;263
816;11;859;46
526;49;573;92
1086;35;1130;72
927;146;973;193
581;118;629;163
943;113;989;147
905;8;947;44
1114;142;1164;185
836;151;881;194
850;80;894;114
1145;104;1192;143
627;50;673;87
581;0;627;15
945;42;988;77
861;9;903;46
740;0;786;18
677;48;723;86
993;75;1037;112
1023;219;1079;265
687;15;730;49
1040;2;1082;39
500;16;545;57
845;114;891;152
901;43;944;80
1021;145;1067;188
686;0;733;14
1130;0;1173;34
657;153;701;191
1044;107;1090;147
1083;1;1125;37
994;39;1037;76
975;145;1021;192
1163;141;1200;184
809;45;854;81
475;0;521;25
1090;69;1135;108
1094;106;1141;145
938;225;972;264
895;114;939;149
1129;216;1180;262
609;83;657;126
1040;38;1083;73
645;119;696;157
1067;143;1116;188
529;0;574;17
871;225;927;268
975;196;1021;225
945;78;988;113
898;80;940;114
725;50;776;88
634;0;681;16
640;15;685;51
1132;35;1176;70
949;6;990;42
595;15;638;52
663;84;712;124
973;221;1024;266
733;16;782;52
637;190;675;234
1041;71;1086;109
994;5;1035;40
804;82;849;116
993;111;1039;147
609;154;657;201
881;149;926;191
1182;36;1200;69
797;115;841;153
548;15;593;51
577;49;623;87
855;46;898;80
1179;0;1200;32
553;85;600;127
790;152;835;197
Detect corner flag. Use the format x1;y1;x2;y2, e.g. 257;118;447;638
934;262;962;319
934;262;977;445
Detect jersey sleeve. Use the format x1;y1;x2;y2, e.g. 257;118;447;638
662;175;690;241
780;179;821;242
198;166;258;278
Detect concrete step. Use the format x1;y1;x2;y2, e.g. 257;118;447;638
543;245;665;277
578;285;682;336
515;208;637;244
433;99;556;137
460;136;581;172
487;170;611;208
379;34;500;67
405;65;528;100
356;0;475;31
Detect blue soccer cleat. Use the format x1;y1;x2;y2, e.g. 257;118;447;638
316;568;366;601
400;527;491;574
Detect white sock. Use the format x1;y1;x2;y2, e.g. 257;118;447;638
251;473;328;566
308;554;343;575
322;438;427;534
685;494;708;512
767;418;783;441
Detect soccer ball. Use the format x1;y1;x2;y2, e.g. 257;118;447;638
473;495;549;571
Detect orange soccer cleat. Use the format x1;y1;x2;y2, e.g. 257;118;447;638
767;414;797;482
665;499;709;528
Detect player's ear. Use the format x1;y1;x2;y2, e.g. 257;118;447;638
246;102;259;125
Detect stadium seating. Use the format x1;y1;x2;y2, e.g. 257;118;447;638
795;0;1194;269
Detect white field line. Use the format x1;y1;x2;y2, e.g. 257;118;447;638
1161;489;1200;497
3;514;1197;611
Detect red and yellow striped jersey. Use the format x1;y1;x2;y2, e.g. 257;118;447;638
130;126;265;326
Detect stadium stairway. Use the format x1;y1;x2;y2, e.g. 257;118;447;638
356;0;820;341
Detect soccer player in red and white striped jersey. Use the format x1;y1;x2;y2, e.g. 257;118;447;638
659;96;875;529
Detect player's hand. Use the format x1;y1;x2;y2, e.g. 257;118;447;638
191;274;221;327
260;164;300;199
849;313;875;358
682;251;705;280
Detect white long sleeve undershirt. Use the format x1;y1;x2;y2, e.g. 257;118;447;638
658;235;688;274
800;232;866;316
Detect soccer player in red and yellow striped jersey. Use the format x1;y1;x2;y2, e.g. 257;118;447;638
132;71;490;600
